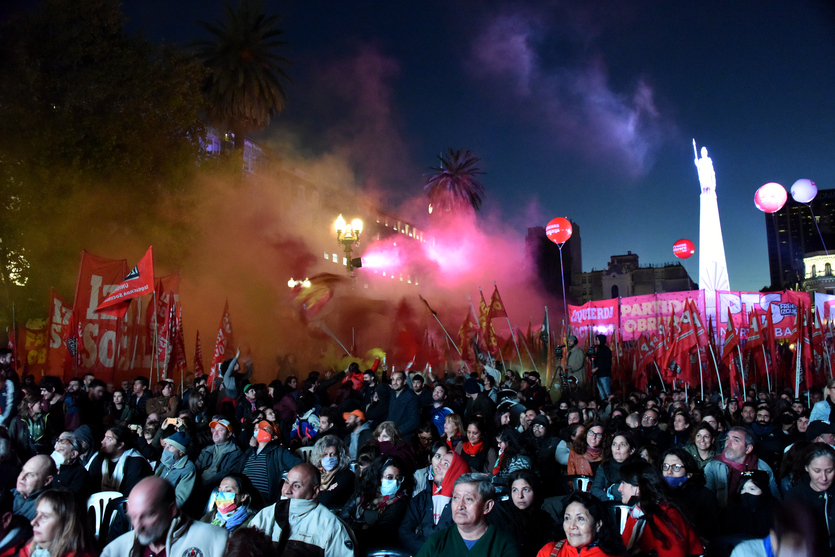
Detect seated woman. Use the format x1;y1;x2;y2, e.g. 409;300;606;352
591;431;637;501
618;460;703;557
537;491;626;557
567;421;606;477
399;448;470;555
413;440;449;496
492;426;533;489
456;416;497;474
490;469;558;557
442;413;465;452
372;421;415;473
310;435;354;511
146;379;179;419
669;410;692;448
23;489;96;557
201;474;261;532
683;421;717;471
660;447;719;540
341;455;412;552
786;443;835;553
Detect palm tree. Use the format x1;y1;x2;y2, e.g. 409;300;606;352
196;0;291;150
424;149;486;214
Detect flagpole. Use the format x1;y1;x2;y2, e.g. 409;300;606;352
653;362;666;392
761;344;771;393
433;314;463;358
736;345;747;402
697;350;704;400
707;344;724;401
152;291;158;387
318;322;351;356
795;336;802;399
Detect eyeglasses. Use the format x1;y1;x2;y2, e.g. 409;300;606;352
587;431;604;438
642;415;657;423
662;463;684;472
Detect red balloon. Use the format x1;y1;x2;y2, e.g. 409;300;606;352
546;217;573;244
754;182;787;213
673;238;695;259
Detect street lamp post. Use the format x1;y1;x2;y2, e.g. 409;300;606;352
335;214;363;276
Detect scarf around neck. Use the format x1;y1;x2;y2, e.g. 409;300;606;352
717;451;759;494
461;441;483;456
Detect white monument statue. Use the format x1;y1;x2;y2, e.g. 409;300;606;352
694;140;730;324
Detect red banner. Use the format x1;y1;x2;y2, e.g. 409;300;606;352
620;291;705;341
208;301;234;388
46;289;72;375
18;319;48;377
568;299;619;334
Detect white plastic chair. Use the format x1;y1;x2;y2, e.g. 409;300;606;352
87;491;124;539
296;446;314;463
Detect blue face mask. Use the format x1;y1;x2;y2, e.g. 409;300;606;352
664;475;688;489
321;456;339;471
161;450;178;468
380;478;400;497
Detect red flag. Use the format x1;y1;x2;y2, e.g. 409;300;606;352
489;285;508;319
478;289;498;354
722;308;740;364
208;301;234;389
174;305;187;378
458;309;479;361
689;300;709;348
96;247;154;317
418;295;437;317
745;310;765;351
290;273;345;318
194;330;204;377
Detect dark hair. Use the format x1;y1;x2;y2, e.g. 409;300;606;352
619;461;695;550
607;431;638;461
357;455;411;505
507;468;543;508
89;378;107;391
225;527;275;557
661;447;700;476
39;376;64;395
496;425;525;462
133;376;149;389
804;442;835;468
689;421;717;446
573;420;607;455
108;424;135;450
562;492;626;555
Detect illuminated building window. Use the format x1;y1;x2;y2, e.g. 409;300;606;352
812;265;817;277
827;263;832;276
342;257;347;266
324;252;329;259
404;224;409;234
396;221;400;231
332;254;338;262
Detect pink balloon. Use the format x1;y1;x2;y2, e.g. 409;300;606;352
546;217;572;244
754;182;787;213
673;239;695;259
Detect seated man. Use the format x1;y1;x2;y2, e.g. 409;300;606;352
11;455;55;520
195;418;244;491
248;463;356;557
87;424;152;495
102;477;228;557
416;472;520;557
154;432;196;509
0;488;30;557
52;431;95;500
705;425;780;508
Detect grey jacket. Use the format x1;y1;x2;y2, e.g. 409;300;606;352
704;457;780;508
102;516;228;557
155;455;197;508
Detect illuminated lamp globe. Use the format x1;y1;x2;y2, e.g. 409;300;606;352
791;179;817;204
754;183;787;213
673;238;695;259
546;217;572;245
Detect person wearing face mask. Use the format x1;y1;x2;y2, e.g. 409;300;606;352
154;431;196;509
400;447;470;555
51;432;94;500
200;475;260;532
718;470;778;544
618;461;703;557
341;455;412;552
659;448;719;541
238;420;301;505
310;435;354;511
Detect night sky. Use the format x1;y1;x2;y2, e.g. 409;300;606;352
13;1;835;293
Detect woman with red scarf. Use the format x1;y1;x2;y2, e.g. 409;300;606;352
456;416;497;474
567;421;606;476
399;446;471;554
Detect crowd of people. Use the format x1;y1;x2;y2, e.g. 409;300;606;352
0;341;833;557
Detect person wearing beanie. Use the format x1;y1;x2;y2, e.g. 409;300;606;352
464;377;497;420
155;431;196;508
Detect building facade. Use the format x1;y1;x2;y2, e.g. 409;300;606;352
766;188;835;289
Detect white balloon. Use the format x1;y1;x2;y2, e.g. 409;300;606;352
791;179;817;204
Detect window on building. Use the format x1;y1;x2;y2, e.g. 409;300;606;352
826;263;833;276
812;264;817;277
611;285;619;298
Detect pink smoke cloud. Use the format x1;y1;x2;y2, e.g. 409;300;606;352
467;9;672;177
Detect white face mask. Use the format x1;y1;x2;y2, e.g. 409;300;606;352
321;456;339;471
50;451;65;467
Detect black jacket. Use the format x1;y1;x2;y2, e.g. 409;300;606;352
399;484;453;555
88;451;152;496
